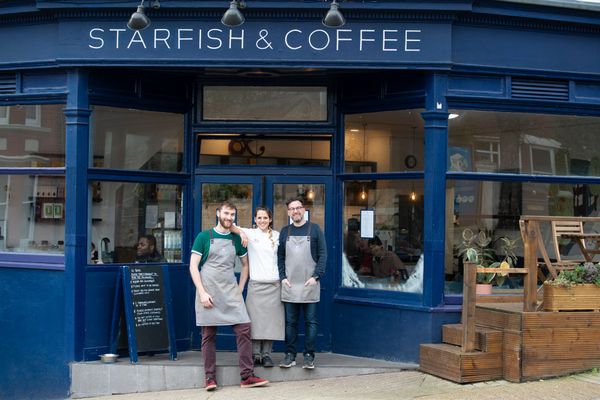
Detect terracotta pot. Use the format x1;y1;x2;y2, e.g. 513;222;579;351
476;283;493;295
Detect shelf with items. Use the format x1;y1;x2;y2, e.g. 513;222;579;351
162;229;182;263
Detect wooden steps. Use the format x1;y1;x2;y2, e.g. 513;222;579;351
419;323;503;383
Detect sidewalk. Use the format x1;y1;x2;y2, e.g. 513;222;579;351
82;369;600;400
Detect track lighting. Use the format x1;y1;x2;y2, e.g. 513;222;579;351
323;0;345;28
127;0;151;31
222;0;246;27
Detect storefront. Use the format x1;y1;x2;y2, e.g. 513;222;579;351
1;0;599;398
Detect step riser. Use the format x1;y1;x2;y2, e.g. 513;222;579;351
420;344;503;383
442;324;503;353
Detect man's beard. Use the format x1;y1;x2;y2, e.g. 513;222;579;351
219;216;233;228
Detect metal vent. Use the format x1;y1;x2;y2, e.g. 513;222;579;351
511;78;569;101
0;73;17;94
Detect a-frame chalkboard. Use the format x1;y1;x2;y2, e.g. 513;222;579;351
110;265;177;363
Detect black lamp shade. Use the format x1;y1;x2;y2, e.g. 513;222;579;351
221;1;245;27
127;5;151;30
323;0;345;28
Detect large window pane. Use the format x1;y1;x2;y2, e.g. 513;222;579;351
201;183;253;232
90;181;183;264
448;110;600;175
344;109;425;173
444;180;600;294
0;104;65;168
0;175;65;254
91;106;184;172
198;135;330;167
202;86;327;121
342;180;423;293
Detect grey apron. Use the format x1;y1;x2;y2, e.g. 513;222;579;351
281;223;320;303
194;230;250;326
246;280;285;340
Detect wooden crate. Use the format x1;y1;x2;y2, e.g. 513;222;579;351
543;283;600;311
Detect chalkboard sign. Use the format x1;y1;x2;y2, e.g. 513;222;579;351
110;265;177;363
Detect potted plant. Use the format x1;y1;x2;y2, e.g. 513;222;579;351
543;262;600;311
458;228;517;294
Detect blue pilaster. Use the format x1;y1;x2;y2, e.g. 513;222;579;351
421;74;448;308
64;69;90;362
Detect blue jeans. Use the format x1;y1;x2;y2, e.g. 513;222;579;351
284;302;318;356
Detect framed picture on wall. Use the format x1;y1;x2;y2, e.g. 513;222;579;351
448;146;473;172
42;203;54;219
53;203;63;219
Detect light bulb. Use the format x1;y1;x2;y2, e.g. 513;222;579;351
410;191;417;201
307;189;315;200
360;190;367;200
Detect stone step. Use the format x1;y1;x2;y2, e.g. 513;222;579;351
70;351;417;398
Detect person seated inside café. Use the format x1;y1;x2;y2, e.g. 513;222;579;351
358;236;409;281
135;234;166;263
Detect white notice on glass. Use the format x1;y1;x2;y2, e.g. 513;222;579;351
145;205;158;228
360;209;375;239
164;211;176;229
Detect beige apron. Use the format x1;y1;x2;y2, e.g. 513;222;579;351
281;223;320;303
246;280;285;340
195;230;250;326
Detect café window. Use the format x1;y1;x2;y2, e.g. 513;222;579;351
0;175;65;254
90;181;183;264
90;106;184;172
342;179;424;293
344;109;425;173
198;134;331;167
0;104;65;168
202;86;328;121
448;110;600;176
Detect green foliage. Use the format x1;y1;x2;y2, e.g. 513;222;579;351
546;262;600;288
458;228;520;285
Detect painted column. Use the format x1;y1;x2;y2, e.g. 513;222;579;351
64;69;90;361
421;74;448;308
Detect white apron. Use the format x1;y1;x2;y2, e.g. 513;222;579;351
195;231;250;326
281;223;320;303
246;280;285;340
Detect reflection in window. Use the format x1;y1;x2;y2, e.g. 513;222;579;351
342;180;423;293
448;110;600;176
202;86;327;121
90;181;183;264
0;104;65;167
0;175;65;254
344;109;425;173
198;135;331;167
91;106;184;172
445;180;600;294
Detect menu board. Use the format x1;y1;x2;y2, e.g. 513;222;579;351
118;265;177;363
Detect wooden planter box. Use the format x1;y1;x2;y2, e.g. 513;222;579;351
543;283;600;311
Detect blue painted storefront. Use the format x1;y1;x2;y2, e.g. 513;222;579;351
1;1;599;398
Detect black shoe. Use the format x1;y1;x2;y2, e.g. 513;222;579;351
302;353;315;369
253;355;262;366
279;353;296;368
262;355;274;368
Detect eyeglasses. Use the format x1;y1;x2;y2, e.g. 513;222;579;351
288;206;304;212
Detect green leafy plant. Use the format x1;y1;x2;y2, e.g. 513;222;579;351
458;228;520;285
546;262;600;288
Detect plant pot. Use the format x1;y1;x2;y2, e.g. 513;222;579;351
476;283;493;295
543;283;600;311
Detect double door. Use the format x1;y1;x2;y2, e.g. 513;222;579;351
194;174;333;351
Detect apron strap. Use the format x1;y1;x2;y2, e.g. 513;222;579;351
209;229;214;244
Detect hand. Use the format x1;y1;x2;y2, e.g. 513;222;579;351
282;278;292;288
239;231;249;248
305;277;318;286
200;292;214;309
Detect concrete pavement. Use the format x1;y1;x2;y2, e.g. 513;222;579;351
81;369;600;400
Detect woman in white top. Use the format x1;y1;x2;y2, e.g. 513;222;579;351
235;207;284;367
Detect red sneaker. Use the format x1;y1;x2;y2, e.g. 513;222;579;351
240;375;269;388
205;377;217;391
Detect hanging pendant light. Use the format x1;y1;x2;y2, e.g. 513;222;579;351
127;0;151;31
222;0;245;27
322;0;345;28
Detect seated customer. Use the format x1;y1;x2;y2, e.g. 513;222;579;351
367;236;409;281
135;234;166;263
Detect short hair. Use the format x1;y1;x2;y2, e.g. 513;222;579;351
219;201;237;212
368;236;382;247
139;234;157;249
285;197;304;207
